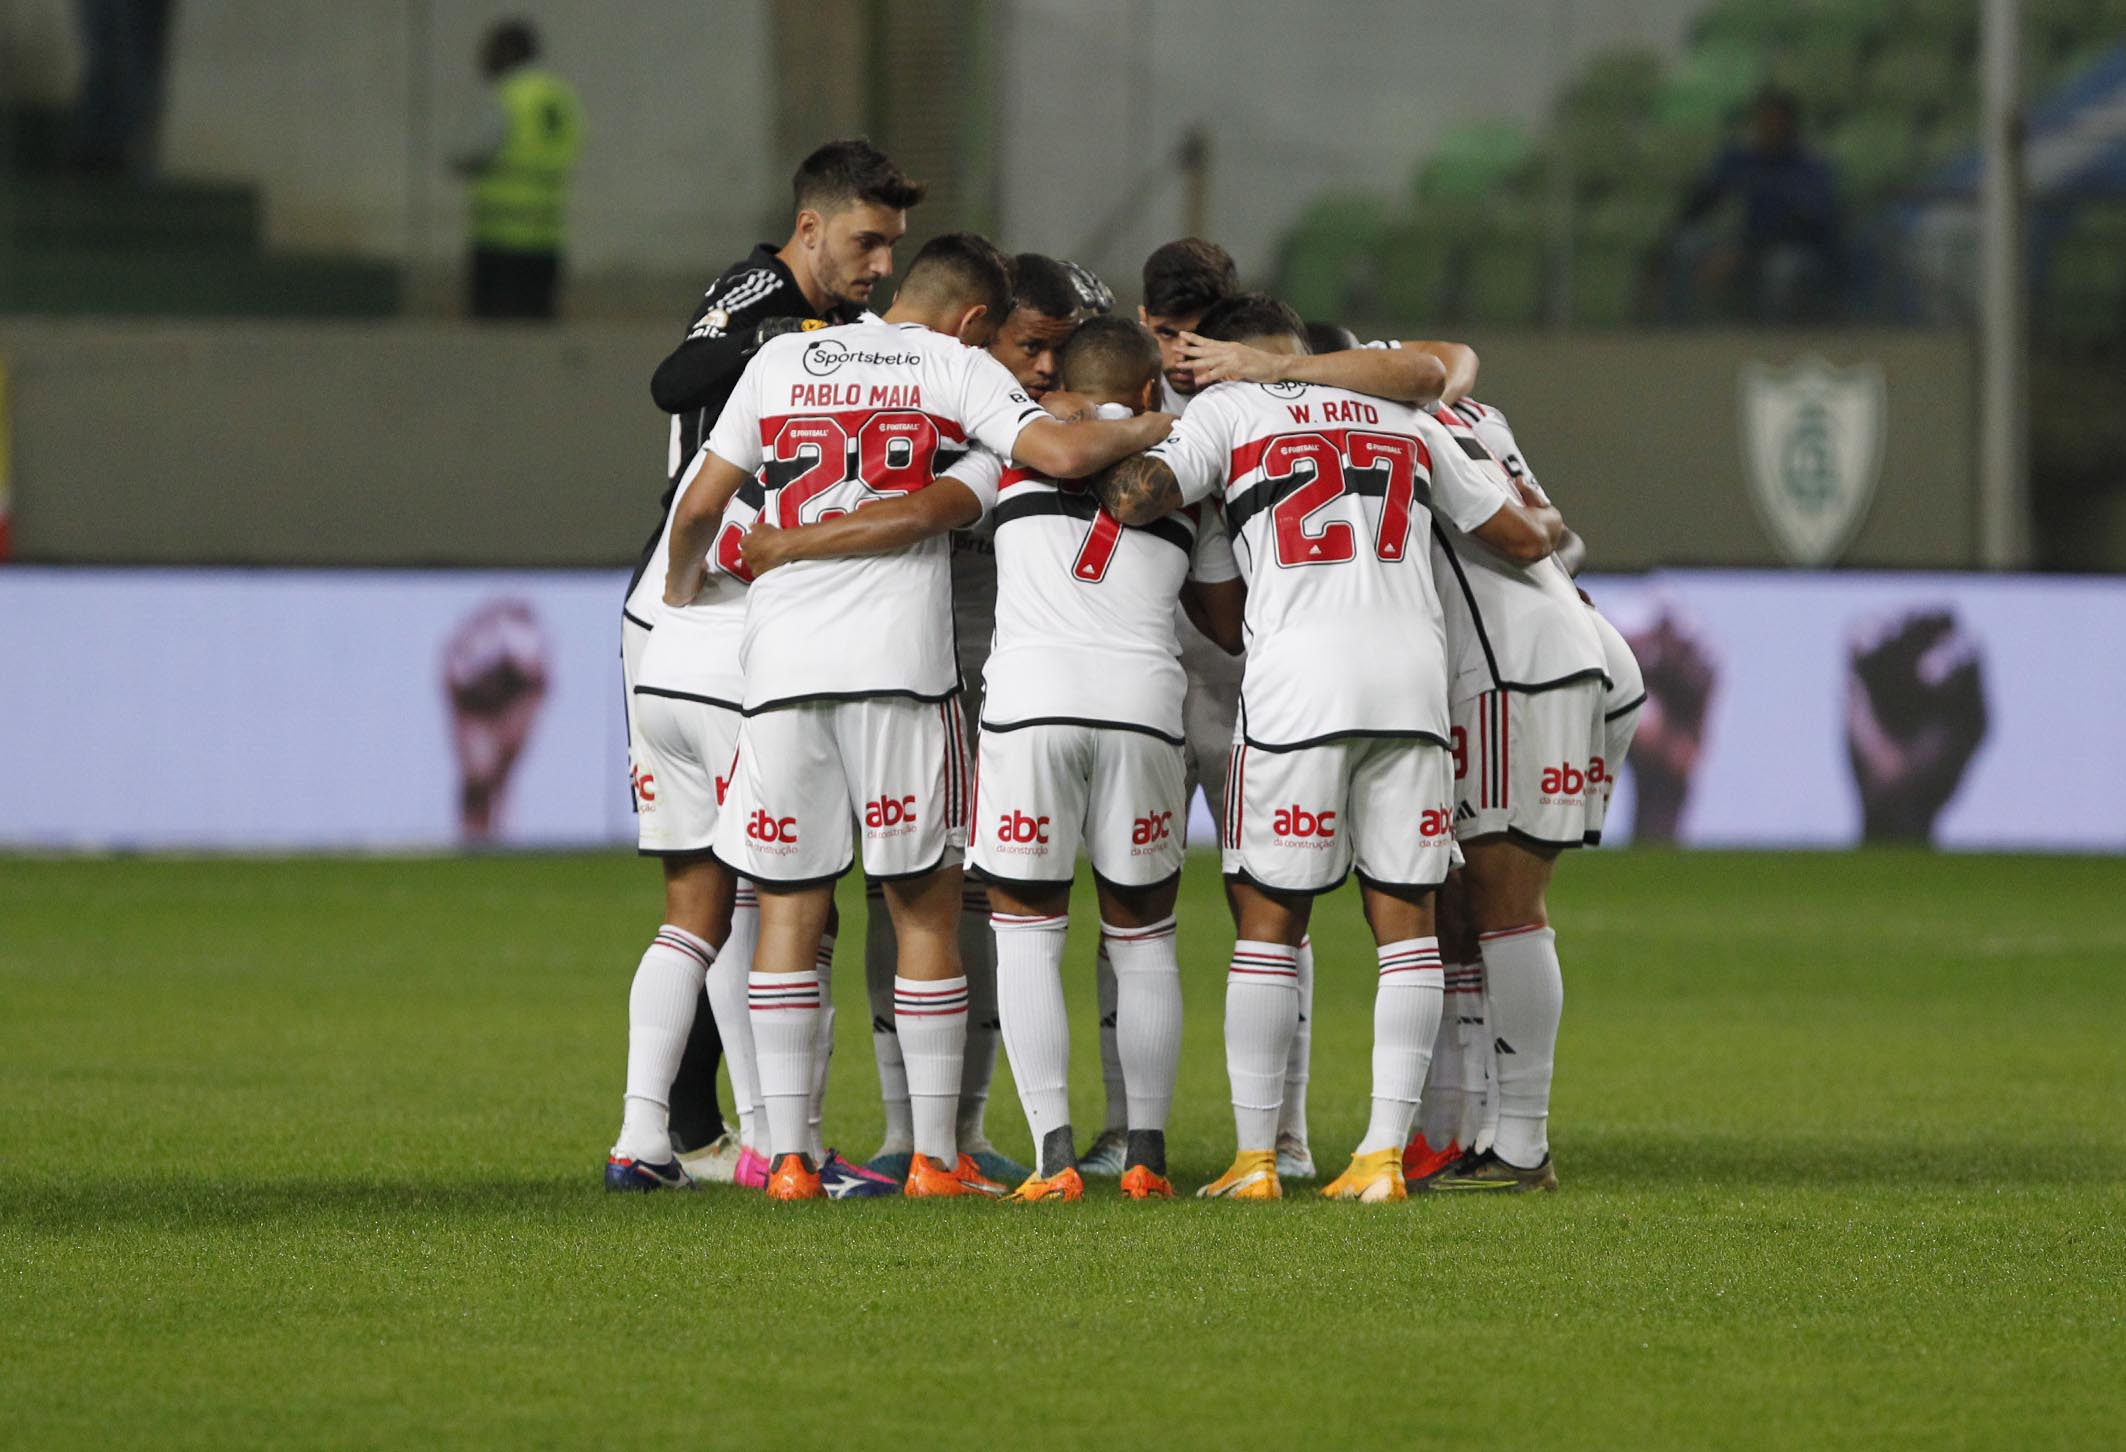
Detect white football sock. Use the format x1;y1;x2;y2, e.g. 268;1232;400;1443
1458;959;1493;1151
1278;935;1314;1142
896;974;968;1166
957;889;1000;1145
1421;961;1472;1148
1095;939;1127;1134
992;911;1072;1152
748;967;820;1162
1225;940;1300;1153
863;883;913;1152
1358;937;1443;1154
805;932;837;1163
1105;917;1182;1133
615;925;715;1162
1482;923;1563;1168
706;886;763;1152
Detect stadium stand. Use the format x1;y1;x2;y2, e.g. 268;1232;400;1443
0;101;398;317
1277;0;2126;337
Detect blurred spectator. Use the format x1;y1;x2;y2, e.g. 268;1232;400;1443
71;0;176;177
1669;88;1842;324
451;19;583;320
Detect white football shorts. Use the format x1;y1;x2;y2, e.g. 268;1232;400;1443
632;688;741;856
714;695;971;885
971;723;1187;889
1450;681;1609;849
1222;733;1456;894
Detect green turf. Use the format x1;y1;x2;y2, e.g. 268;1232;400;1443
2;850;2122;1449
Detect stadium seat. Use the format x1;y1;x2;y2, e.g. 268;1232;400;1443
1655;41;1764;127
1276;194;1393;320
1415;119;1536;203
1569;198;1667;327
1373;223;1458;326
1796;0;1899;55
1557;119;1642;199
1694;0;1801;52
1828;111;1920;207
1636;120;1726;194
1778;34;1867;129
1894;0;1979;53
1560;48;1666;127
2026;0;2104;57
1867;44;1962;120
1463;206;1547;326
2043;206;2126;346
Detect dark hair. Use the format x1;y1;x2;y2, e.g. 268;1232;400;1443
1304;319;1359;354
792;138;926;215
900;232;1013;322
1061;316;1162;396
1141;238;1237;318
482;19;538;72
1196;291;1308;349
1009;253;1082;320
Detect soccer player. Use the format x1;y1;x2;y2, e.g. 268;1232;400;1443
861;252;1098;1185
666;234;1171;1201
1377;398;1611;1194
742;317;1239;1203
1096;293;1564;1202
616;138;924;1184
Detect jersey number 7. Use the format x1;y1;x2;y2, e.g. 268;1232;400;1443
1261;431;1422;568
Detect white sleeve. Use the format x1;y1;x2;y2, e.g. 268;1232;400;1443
1187;502;1240;584
941;446;1006;523
1361;338;1401;350
1475;410;1551;505
704;352;766;473
1143;388;1230;506
956;348;1049;459
1418;412;1515;534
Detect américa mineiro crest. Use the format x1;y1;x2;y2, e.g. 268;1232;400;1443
1737;356;1886;567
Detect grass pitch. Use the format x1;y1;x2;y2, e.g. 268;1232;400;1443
2;850;2122;1449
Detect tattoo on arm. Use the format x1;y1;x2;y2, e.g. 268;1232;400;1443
1094;455;1185;525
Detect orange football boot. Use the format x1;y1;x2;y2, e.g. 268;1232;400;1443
1119;1165;1175;1200
903;1152;1007;1198
764;1152;825;1201
1004;1166;1085;1203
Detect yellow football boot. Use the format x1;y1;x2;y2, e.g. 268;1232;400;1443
1321;1148;1408;1203
1195;1149;1282;1200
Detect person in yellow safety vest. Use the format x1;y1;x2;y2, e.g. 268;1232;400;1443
452;19;582;319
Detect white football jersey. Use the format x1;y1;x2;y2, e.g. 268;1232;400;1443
983;417;1240;741
1146;380;1513;748
1426;399;1606;702
636;449;760;707
704;320;1044;710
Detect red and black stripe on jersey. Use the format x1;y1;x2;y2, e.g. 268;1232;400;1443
989;467;1198;555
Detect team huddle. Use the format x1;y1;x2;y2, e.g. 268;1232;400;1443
605;139;1646;1203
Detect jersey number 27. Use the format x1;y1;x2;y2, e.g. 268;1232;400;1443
1260;431;1422;568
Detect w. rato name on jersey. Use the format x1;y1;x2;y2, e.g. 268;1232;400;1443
705;321;1044;711
983;453;1238;743
1145;379;1514;749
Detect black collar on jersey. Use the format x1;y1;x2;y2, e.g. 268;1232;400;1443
744;242;866;325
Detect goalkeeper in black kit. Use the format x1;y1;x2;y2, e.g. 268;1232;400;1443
608;139;926;1188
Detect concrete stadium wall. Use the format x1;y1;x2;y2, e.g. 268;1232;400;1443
5;0;1702;290
1;320;1977;569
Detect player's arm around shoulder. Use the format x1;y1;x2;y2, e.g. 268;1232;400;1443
741;447;1003;576
739;481;983;575
1176;332;1455;405
665;449;754;605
